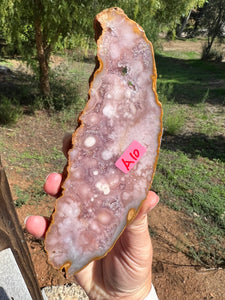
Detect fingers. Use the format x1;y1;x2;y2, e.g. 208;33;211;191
44;172;62;196
25;215;50;239
26;172;60;238
44;133;72;196
25;134;73;239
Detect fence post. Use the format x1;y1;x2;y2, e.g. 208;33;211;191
0;159;44;299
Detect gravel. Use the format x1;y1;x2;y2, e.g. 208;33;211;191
42;283;89;300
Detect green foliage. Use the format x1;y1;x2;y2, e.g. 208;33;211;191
164;109;185;135
152;43;225;266
200;88;209;105
201;44;224;62
0;0;207;97
0;54;91;124
0;97;22;125
199;0;225;60
14;185;30;207
0;0;206;58
14;182;47;207
30;67;84;111
154;0;205;34
0;0;161;96
1;38;224;267
156;51;225;106
153;149;225;228
157;82;185;135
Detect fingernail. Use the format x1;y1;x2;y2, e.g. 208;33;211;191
149;196;160;211
24;215;31;225
45;172;57;182
45;173;51;182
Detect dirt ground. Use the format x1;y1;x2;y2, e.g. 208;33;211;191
1;39;225;299
13;198;225;300
162;39;204;54
3;110;224;300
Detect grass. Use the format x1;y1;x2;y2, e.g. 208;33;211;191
153;150;225;226
13;181;50;208
0;38;224;268
14;185;30;207
155;52;225;105
159;50;200;60
0;96;22;125
157;82;185;135
0;56;89;116
152;41;225;267
152;146;225;267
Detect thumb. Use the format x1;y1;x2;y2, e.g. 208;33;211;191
120;191;159;251
129;191;159;228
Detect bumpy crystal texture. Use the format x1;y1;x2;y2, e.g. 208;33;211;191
45;7;162;275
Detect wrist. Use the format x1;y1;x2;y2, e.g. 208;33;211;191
88;282;154;300
114;284;153;300
119;284;158;300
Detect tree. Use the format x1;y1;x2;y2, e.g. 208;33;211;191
0;0;98;97
200;0;225;60
154;0;205;36
176;9;193;37
0;0;206;98
0;0;158;98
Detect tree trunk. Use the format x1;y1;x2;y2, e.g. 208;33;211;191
204;6;223;59
0;159;44;299
177;9;192;37
34;1;51;97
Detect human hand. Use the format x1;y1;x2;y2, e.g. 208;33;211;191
25;136;159;300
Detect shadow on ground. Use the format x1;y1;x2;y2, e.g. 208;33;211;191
155;54;225;106
162;132;225;162
0;61;81;114
0;66;38;107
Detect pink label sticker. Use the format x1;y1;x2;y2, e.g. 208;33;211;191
115;140;147;173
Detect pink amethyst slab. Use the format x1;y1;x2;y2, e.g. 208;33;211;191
45;7;162;275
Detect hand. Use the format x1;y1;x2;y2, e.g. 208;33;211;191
25;136;159;300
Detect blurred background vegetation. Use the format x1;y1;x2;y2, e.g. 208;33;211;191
0;0;224;101
0;0;224;267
